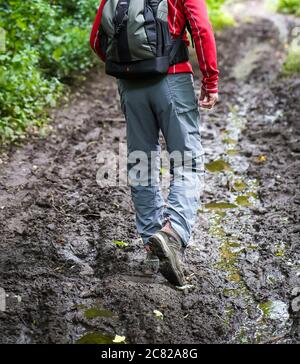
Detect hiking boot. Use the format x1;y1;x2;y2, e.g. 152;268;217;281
148;229;186;286
143;251;160;274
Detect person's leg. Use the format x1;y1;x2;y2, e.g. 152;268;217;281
152;73;205;247
117;78;164;245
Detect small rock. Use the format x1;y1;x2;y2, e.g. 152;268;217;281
291;296;300;313
76;203;89;213
80;264;94;276
85;128;101;142
294;194;300;205
47;223;56;231
80;289;96;298
291;287;300;297
289;142;300;153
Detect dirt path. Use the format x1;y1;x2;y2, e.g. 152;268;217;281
0;1;299;344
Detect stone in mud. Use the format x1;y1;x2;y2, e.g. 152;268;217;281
7;218;26;235
289;142;300;153
85;127;101;142
291;296;300;313
291;287;300;297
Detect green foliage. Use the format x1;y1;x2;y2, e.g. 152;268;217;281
0;49;62;142
0;0;99;144
283;45;300;75
206;0;234;30
279;0;300;75
277;0;300;16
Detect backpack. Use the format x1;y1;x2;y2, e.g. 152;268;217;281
91;0;190;79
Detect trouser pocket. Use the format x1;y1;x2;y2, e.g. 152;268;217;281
166;73;198;114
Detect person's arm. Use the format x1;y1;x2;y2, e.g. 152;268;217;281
90;0;107;62
183;0;219;97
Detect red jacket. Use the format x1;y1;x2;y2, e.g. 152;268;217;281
90;0;219;93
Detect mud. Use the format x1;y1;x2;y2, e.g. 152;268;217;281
0;1;299;343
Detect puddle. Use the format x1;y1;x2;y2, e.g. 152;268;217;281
222;137;238;145
235;195;253;207
76;332;115;344
228;241;242;248
232;180;247;192
274;242;287;257
204;202;238;210
258;300;289;323
235;192;258;206
209;224;226;238
215;239;248;297
84;307;114;319
226;149;239;155
205;159;232;173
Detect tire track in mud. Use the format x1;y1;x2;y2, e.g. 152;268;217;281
0;8;299;343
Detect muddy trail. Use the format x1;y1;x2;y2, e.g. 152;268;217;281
0;2;300;344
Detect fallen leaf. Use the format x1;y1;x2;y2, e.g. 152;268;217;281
113;240;128;248
256;155;267;163
153;310;164;319
113;335;126;343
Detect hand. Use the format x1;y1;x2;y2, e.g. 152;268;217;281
199;89;219;110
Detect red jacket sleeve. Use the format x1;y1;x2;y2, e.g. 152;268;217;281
183;0;219;93
90;0;107;62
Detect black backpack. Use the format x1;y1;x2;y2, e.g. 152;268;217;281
98;0;190;79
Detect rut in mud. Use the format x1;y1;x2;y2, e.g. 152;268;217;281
0;3;300;343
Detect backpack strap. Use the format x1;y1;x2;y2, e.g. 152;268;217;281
168;23;187;64
147;0;160;16
114;0;131;62
186;20;194;48
114;0;130;38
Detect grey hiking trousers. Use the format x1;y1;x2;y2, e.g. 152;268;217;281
117;73;204;246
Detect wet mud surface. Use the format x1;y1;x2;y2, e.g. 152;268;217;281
0;5;299;343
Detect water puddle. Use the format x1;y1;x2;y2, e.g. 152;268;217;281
76;332;115;344
235;195;253;207
201;99;285;342
84;307;114;319
226;149;239;155
258;300;289;323
204;202;238;210
274;241;287;257
232;180;247;192
222;137;238;145
205;159;232;173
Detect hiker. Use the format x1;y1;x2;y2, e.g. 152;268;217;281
90;0;219;286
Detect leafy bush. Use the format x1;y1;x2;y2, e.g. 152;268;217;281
278;0;300;16
0;49;62;141
206;0;234;30
0;0;99;144
277;0;300;74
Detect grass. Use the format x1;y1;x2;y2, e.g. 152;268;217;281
277;0;300;16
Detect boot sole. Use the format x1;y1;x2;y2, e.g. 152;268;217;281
149;233;185;286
